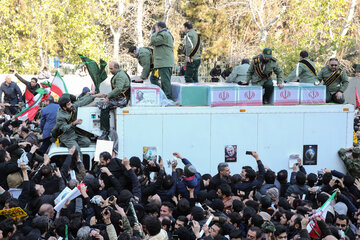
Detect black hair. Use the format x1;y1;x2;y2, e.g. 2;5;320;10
229;212;242;225
0;149;7;163
0;218;14;237
144;216;161;236
264;170;276;184
295;171;306;185
59;97;71;109
183;22;193;29
53;216;70;237
322;172;333;185
274;224;287;237
243;207;256;223
307;173;317;187
248;226;262;239
156;21;167;29
215;65;221;69
161;201;174;212
218;183;232;197
241;58;250;64
202;173;211;181
231;174;242;184
128;46;137;53
31;216;49;235
251;215;264;228
21;126;29;134
317;193;329;206
162;174;174;190
99;151;112;161
277;170;288;182
233;199;244;212
191;206;204;221
343;175;355;187
31;77;38;83
144;203;159;215
300;51;309;58
5;198;19;209
329;58;339;62
337;214;349;224
245;168;256;181
177;215;188;226
177;198;190;216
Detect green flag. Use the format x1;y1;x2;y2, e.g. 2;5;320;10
78;54;107;93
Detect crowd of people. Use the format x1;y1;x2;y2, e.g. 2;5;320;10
0;20;357;240
0;112;359;240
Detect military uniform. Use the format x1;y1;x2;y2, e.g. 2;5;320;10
184;29;202;83
285;57;318;83
226;64;250;83
317;66;348;103
137;47;153;80
246;49;283;103
150;28;174;99
55;94;95;153
100;69;130;131
338;148;360;178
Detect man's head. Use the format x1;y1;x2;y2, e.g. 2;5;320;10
109;61;120;75
160;201;174;217
264;170;276;184
209;223;221;238
0;150;11;163
262;48;272;62
218;162;230;178
0;218;15;239
59;97;72;112
144;216;161;236
99;151;112;166
247;226;262;240
155;21;167;32
30;77;38;88
44;95;54;106
352;147;360;159
183;22;193;32
300;51;308;60
174;216;188;230
328;58;339;72
20;126;29;138
226;145;235;157
295;171;306;186
53;216;70;238
242;58;250;64
274;225;287;240
242;167;256;182
217;183;232;199
38;203;55;219
35;184;45;196
215;65;221;70
128;46;137;58
336;214;349;232
31;216;49;235
4;76;11;85
289;214;303;231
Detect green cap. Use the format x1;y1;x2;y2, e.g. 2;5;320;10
263;48;273;58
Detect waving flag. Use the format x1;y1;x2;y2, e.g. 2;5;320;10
15;88;48;121
355;88;360;110
24;89;35;106
78;54;107;93
51;72;68;97
307;191;337;239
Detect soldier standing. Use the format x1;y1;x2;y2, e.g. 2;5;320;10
317;58;348;104
244;48;284;104
183;22;202;83
150;21;174;99
338;147;360;178
285;51;318;84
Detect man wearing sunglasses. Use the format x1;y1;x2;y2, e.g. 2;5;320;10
335;214;356;240
318;58;349;104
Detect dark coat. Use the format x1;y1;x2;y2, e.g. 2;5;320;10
40;103;60;139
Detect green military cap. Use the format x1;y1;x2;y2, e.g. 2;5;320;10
353;147;360;154
263;48;273;58
261;221;275;233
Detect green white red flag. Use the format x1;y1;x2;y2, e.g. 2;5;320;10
51;71;68;97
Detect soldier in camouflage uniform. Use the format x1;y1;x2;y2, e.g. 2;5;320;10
338;147;360;178
317;58;349;104
244;48;284;104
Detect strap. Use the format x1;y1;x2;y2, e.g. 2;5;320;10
189;34;201;58
296;63;300;78
299;59;316;76
323;69;343;87
253;56;271;79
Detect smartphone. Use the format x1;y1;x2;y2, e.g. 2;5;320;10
109;195;115;201
202;203;209;211
51;163;56;168
245;151;253;155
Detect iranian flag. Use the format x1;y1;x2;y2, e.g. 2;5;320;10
15;88;48;121
51;72;68;97
41;81;52;102
307;191;337;239
24;89;35;106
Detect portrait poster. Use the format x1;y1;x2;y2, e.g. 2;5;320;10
303;145;318;165
225;145;237;162
143;146;157;162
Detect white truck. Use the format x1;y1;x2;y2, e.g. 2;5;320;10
48;103;355;176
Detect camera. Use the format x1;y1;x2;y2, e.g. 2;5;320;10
245;151;253;155
201;203;209;211
188;221;193;227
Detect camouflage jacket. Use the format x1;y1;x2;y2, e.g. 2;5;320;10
338;148;360;178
